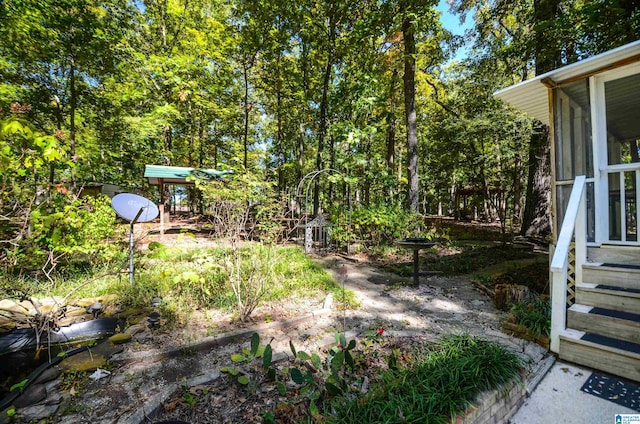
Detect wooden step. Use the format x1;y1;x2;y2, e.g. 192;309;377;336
576;283;640;314
588;245;640;266
582;263;640;289
567;304;640;344
559;329;640;382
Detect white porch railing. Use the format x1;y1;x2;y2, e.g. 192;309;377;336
550;175;587;353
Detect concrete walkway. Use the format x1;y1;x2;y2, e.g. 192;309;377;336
512;361;637;423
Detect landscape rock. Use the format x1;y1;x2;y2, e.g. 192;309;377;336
494;284;530;311
39;296;65;306
34;366;61;384
13;384;47;408
57;316;88;327
124;322;147;336
92;339;125;357
66;307;90;317
108;333;132;344
16;402;60;422
58;351;106;372
0;299;31;318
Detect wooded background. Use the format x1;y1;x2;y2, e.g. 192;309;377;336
1;0;639;239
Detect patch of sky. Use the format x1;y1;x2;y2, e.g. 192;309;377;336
134;0;145;12
436;0;474;63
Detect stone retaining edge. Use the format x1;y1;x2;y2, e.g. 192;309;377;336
117;323;549;424
125;329;360;424
111;308;334;365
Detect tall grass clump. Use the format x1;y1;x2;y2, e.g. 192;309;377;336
509;297;551;337
330;335;522;424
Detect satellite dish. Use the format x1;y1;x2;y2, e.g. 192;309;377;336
111;193;159;284
112;193;159;223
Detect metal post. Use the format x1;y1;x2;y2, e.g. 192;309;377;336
129;222;135;284
129;207;145;284
413;249;420;286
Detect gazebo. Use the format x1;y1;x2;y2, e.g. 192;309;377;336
143;165;233;233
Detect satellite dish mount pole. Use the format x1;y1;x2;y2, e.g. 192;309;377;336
129;208;145;284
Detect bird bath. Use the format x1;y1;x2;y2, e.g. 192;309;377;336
396;238;437;286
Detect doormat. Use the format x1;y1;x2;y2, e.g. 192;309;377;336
580;372;640;412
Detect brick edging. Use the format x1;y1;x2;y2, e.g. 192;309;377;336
455;355;556;424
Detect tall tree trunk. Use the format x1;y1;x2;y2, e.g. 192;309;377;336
297;37;309;185
188;123;195;166
298;123;305;183
243;62;250;170
313;48;333;216
363;135;371;205
402;15;419;213
521;0;560;238
386;69;398;199
329;132;335;200
50;99;64;197
522;123;552;238
512;151;524;226
198;119;204;168
163;124;172;212
198;119;205;214
277;60;284;192
69;56;77;187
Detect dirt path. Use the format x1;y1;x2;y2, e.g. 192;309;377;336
49;255;548;424
317;255;547;363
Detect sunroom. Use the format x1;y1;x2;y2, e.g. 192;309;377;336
495;40;640;380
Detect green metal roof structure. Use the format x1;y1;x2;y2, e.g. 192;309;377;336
144;165;234;186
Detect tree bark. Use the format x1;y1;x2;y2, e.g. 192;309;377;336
163;123;172;212
243;61;250;170
276;56;284;192
403;15;419;214
521;0;560;239
69;50;77;187
386;69;398;198
522;122;552;239
313;39;333;216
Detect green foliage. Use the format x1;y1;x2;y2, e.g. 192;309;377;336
509;297;551;337
181;385;197;408
221;332;277;388
330;203;423;247
10;378;28;392
285;331;360;413
227;331;366;418
329;335;522;423
427;245;535;275
0;117;124;276
195;170;279;242
0;118;66;272
27;194;120;270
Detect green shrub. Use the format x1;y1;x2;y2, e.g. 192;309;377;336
27;194;122;273
330;335;522;423
509;297;551;337
330;203;422;247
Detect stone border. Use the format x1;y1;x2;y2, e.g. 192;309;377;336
110;307;333;364
125;327;360;423
121;324;556;424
